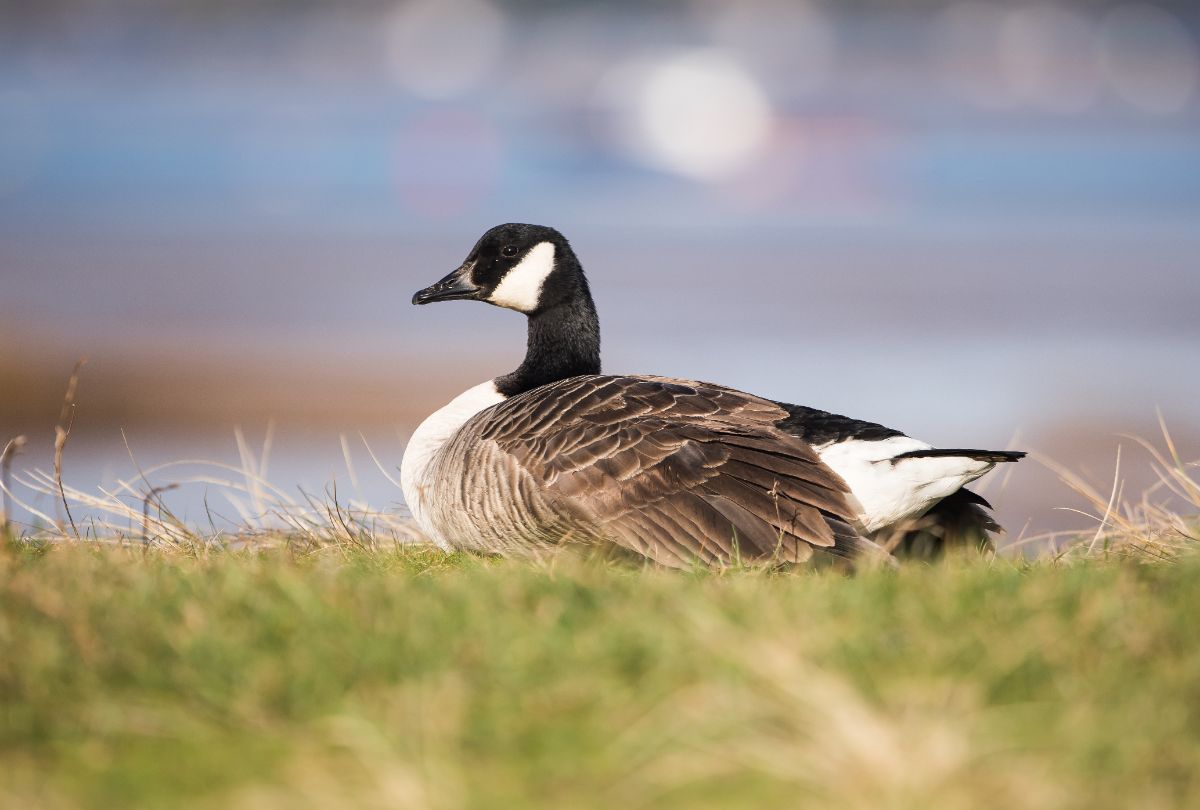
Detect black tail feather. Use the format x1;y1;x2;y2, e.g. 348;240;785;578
878;487;1003;559
891;448;1026;464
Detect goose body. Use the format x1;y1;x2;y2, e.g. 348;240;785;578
403;374;866;567
403;224;1024;566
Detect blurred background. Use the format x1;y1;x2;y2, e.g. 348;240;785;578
2;0;1198;543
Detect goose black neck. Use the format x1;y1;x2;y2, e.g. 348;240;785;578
495;293;601;397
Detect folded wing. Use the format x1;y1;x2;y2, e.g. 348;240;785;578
476;376;870;568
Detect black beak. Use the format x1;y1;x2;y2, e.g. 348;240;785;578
412;263;481;305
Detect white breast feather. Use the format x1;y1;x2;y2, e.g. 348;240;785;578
816;436;996;533
400;380;506;547
489;242;556;312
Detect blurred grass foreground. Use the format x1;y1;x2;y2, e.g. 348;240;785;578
2;544;1200;810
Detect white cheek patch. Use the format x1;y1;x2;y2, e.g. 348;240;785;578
489;242;556;312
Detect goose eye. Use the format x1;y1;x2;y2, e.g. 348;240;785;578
501;245;519;258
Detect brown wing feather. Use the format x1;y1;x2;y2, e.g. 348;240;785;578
476;375;865;568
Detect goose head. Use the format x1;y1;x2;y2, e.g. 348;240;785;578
412;223;584;315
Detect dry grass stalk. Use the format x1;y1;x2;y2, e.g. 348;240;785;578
141;483;180;544
53;358;87;540
1024;418;1199;562
4;433;425;553
2;435;28;535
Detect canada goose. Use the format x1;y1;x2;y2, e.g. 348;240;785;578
402;223;1024;567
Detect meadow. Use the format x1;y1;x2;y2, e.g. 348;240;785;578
1;540;1198;808
1;428;1198;809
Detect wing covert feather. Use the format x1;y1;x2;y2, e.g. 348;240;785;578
467;374;865;567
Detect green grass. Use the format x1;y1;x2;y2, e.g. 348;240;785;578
2;542;1199;810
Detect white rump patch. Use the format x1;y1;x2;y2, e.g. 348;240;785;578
816;436;996;533
489;241;556;312
401;380;506;546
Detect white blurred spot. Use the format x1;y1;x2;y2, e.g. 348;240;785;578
1100;4;1199;113
998;4;1101;113
700;0;836;96
598;50;772;180
384;0;506;99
